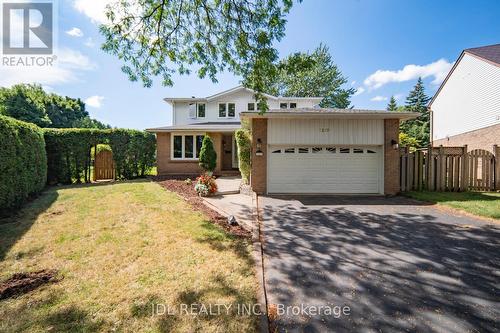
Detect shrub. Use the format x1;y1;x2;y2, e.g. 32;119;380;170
194;174;217;196
235;129;251;184
0;115;47;212
44;128;156;184
198;135;217;173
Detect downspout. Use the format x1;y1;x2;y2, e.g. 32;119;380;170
428;106;433;148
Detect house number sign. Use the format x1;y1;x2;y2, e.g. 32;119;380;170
320;128;330;132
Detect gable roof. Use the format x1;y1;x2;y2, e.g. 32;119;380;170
164;85;323;104
429;43;500;107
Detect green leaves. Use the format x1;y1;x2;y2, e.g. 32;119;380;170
248;44;355;109
100;0;296;105
198;135;217;173
0;84;109;129
235;129;251;184
0;116;47;212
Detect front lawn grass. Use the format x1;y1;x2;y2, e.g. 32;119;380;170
405;191;500;219
0;180;258;332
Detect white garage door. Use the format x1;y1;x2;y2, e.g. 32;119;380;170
268;146;382;194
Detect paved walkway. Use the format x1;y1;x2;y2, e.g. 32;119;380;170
203;193;254;231
259;195;500;332
215;176;241;194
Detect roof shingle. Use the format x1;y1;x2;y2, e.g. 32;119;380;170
465;44;500;66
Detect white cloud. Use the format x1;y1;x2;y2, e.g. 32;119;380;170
73;0;114;24
0;48;96;87
364;59;454;89
84;37;95;48
351;80;356;86
353;87;365;96
371;96;388;102
85;95;105;108
66;27;84;37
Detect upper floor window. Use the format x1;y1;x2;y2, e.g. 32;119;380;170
189;102;206;118
197;103;206;118
219;103;236;118
247;103;255;111
280;102;297;109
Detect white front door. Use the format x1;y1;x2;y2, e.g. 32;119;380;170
268;146;383;194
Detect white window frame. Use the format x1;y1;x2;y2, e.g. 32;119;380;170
218;102;236;118
197;103;206;118
247;102;256;111
171;133;205;160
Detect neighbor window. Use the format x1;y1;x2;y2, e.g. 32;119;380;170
197;103;206;118
340;148;350;154
172;134;205;159
290;102;297;108
219;103;235;118
280;102;288;109
298;147;309;153
247;103;255;111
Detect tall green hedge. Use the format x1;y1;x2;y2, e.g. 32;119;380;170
44;128;156;184
235;129;251;184
0;115;47;212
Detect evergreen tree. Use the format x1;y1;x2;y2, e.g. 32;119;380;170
386;96;398;111
400;78;431;147
198;135;217;173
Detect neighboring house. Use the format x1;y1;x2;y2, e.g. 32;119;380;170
430;44;500;151
148;85;418;195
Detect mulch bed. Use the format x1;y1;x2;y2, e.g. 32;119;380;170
154;177;251;238
0;269;61;300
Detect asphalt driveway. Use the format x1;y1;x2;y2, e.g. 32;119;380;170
259;196;500;332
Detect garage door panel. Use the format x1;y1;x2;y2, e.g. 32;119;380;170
268;146;382;194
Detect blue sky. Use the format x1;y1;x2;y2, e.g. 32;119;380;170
2;0;499;129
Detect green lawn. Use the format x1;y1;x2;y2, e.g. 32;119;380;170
405;191;500;219
0;180;258;332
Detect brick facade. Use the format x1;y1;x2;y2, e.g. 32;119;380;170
433;123;500;152
384;119;400;195
250;118;268;194
156;132;223;176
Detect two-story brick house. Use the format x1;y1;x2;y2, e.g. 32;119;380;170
148;85;418;195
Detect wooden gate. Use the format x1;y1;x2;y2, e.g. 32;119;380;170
468;149;496;191
94;150;115;181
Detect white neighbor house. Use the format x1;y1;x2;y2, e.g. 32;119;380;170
430;44;500;151
147;85;418;195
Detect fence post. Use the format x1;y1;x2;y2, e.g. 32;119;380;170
461;145;468;191
495;145;500;191
426;145;433;191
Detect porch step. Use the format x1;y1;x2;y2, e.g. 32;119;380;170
215;176;242;195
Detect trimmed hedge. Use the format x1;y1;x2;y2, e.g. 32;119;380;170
44;128;156;184
235;129;251;184
0;115;47;212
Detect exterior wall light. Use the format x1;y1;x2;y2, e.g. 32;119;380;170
391;139;399;150
256;138;263;156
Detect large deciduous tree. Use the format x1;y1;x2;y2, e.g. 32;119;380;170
253;44;355;108
100;0;299;105
0;84;110;128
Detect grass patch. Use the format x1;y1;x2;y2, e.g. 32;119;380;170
405;191;500;219
0;180;258;332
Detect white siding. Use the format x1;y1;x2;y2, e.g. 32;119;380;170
432;54;500;141
267;118;384;145
173;89;318;125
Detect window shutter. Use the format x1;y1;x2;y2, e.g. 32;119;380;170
188;103;197;119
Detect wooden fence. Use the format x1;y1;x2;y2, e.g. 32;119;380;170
400;145;500;192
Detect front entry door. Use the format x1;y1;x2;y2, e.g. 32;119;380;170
222;134;233;170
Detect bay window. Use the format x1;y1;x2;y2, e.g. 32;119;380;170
172;134;205;160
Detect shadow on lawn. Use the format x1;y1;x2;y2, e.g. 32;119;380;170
260;199;500;332
406;191;500;203
0;189;58;261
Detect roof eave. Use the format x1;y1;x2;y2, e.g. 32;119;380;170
240;111;420;120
